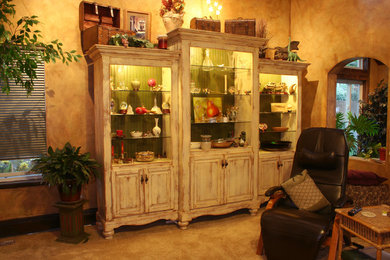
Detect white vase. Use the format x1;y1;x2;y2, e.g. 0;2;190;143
163;12;184;33
152;118;161;137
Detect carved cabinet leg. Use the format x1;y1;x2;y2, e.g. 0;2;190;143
178;221;189;230
103;228;115;239
249;208;258;216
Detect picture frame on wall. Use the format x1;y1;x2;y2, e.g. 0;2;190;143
124;10;151;40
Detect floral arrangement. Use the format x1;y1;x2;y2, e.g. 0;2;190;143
160;0;185;17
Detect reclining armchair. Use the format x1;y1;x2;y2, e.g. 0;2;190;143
257;128;349;260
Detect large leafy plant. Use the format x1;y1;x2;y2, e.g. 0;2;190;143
31;142;100;193
336;112;379;156
0;0;81;94
359;79;387;156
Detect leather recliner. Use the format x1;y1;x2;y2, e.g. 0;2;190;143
259;128;349;260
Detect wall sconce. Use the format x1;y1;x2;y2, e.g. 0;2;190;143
206;0;222;18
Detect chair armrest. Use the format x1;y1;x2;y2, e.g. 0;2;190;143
265;186;284;197
334;195;353;208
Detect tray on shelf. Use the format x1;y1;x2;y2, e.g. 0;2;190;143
261;141;291;151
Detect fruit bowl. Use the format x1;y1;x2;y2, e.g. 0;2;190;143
135;151;154;162
130;131;143;138
272;127;289;132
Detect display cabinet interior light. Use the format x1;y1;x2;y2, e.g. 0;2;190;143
206;0;222;17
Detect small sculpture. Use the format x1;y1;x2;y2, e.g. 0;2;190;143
272;39;300;60
239;131;246;147
287;37;305;62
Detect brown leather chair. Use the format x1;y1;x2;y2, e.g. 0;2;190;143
257;128;349;260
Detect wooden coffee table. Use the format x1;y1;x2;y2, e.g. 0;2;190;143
328;204;390;260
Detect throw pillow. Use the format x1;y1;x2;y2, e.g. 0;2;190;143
347;169;388;186
281;170;330;211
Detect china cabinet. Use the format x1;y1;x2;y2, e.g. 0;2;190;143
258;59;309;202
87;45;180;239
167;28;266;229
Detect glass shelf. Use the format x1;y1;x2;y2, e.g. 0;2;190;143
112;136;171;140
191;92;251;97
192;120;251;124
111;113;169;116
260;130;297;134
190;64;251;72
111;89;171;93
260;92;296;96
260;112;297;114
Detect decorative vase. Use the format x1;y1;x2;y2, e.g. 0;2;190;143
202;49;214;71
152;118;161;137
131;80;140;91
162;12;184;33
151;97;162;114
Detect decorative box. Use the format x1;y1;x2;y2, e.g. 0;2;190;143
190;17;221;32
271;103;287;113
80;1;122;52
79;1;120;31
225;18;256;36
82;25;135;52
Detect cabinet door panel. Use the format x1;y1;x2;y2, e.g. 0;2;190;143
258;157;279;196
190;155;223;209
279;155;293;184
113;168;144;216
225;154;253;203
145;166;174;213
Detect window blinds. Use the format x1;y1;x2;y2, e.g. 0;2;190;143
0;62;46;160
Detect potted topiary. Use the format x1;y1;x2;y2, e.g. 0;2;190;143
31;142;100;202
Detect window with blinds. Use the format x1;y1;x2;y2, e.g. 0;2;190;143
0;62;46;182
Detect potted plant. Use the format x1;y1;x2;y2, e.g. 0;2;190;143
336;112;379;156
31;142;100;202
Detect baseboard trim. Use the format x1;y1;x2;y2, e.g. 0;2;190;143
0;208;97;238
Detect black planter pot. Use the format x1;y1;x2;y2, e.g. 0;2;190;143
58;180;82;202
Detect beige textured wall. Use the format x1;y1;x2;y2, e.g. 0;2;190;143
291;0;390;129
1;0;290;221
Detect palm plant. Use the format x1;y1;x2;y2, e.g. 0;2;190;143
336;112;379;156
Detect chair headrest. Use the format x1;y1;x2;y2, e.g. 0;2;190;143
297;148;337;170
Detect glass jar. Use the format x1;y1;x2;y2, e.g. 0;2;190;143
157;35;168;49
200;135;212;151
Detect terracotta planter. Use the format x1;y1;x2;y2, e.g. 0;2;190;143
162;12;184;33
58;180;82;202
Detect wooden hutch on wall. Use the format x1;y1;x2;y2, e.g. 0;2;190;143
87;28;308;238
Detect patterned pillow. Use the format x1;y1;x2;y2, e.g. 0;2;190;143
281;170;330;211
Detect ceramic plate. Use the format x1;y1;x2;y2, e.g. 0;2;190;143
361;211;376;217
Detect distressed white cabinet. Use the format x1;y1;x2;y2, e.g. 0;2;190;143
168;29;265;229
87;45;180;239
258;151;294;202
258;59;309;203
189;151;253;211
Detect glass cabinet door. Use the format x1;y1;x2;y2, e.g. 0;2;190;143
189;47;253;146
259;73;298;150
110;65;172;163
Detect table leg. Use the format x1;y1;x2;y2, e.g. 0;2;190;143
337;226;343;260
328;215;340;260
377;249;382;260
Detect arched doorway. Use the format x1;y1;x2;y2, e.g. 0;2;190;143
327;57;388;160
